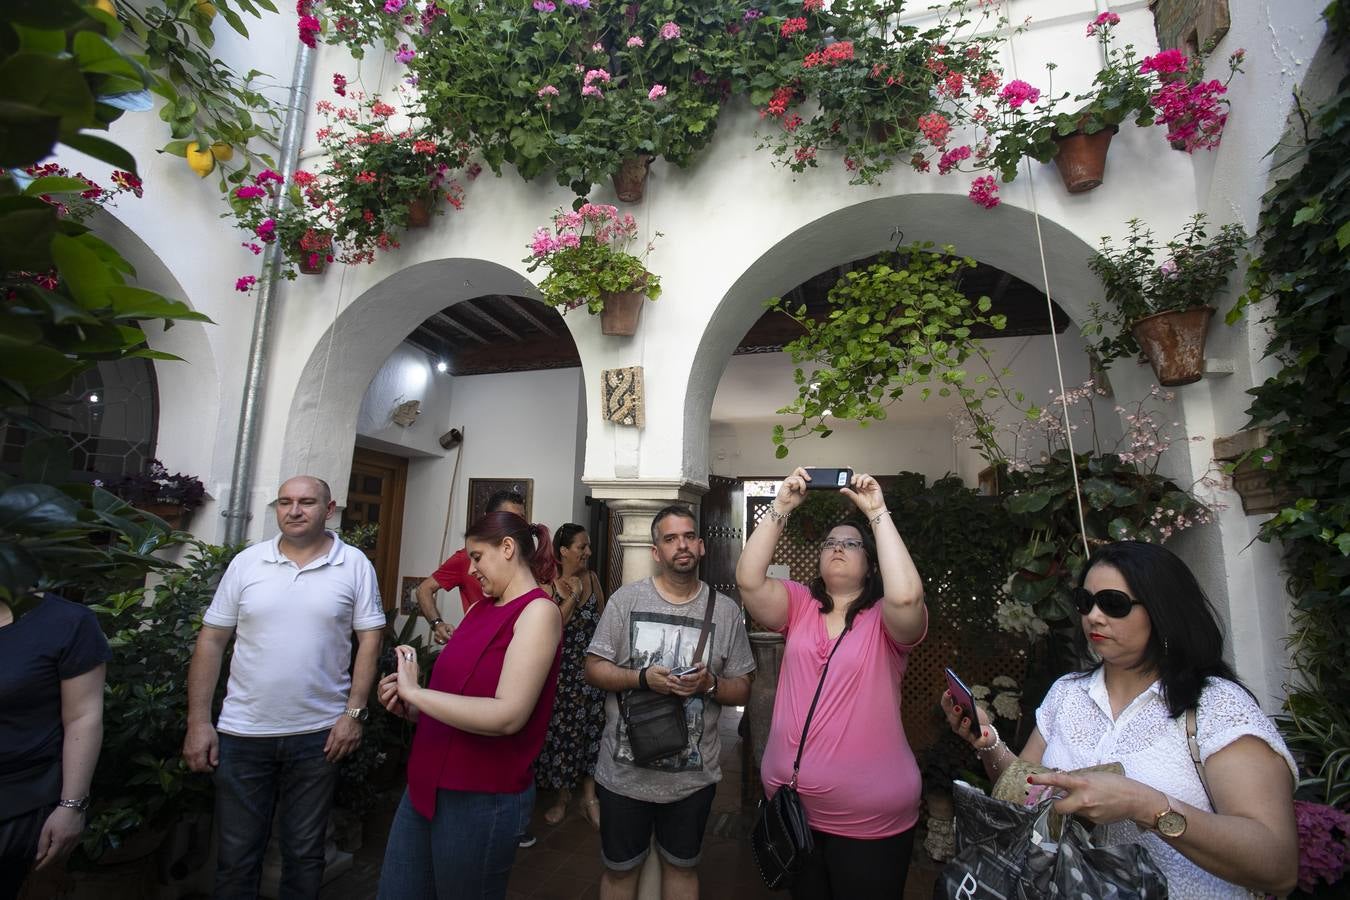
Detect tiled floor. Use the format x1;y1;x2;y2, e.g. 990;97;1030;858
325;707;942;899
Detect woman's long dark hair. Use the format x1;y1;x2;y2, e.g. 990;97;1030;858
466;512;556;585
810;521;883;631
1079;540;1245;716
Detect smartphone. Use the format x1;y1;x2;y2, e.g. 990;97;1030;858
944;667;983;739
803;467;853;491
670;664;699;678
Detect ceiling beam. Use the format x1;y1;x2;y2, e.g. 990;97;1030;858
504;296;559;337
459;301;522;341
433;311;489;344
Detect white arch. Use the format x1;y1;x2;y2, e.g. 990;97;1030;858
680;193;1113;486
278;257;573;506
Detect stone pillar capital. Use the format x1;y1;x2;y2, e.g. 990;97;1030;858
584;479;708;585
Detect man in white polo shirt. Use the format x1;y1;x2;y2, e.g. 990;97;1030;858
183;475;385;899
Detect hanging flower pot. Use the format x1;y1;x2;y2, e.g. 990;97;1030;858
1052;125;1118;193
612;155;654;203
1130;305;1215;386
406;196;433;228
297;248;326;275
599;288;645;336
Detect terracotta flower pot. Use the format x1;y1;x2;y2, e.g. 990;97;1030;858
138;501;191;531
1052;125;1119;193
1130;306;1215;386
612;155;654;203
406;196;432;228
296;246;326;275
599;288;645;336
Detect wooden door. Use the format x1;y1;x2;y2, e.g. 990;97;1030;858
341;447;408;612
700;475;745;603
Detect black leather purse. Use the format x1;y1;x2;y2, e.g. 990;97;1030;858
751;628;848;890
620;587;717;767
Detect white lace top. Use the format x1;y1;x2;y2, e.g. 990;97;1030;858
1036;668;1297;899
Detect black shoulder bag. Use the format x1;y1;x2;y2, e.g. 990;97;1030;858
751;627;849;891
620;586;717;767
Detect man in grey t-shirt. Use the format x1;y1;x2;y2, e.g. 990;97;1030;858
585;505;754;900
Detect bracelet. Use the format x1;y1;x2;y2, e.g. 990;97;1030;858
974;723;1002;756
764;504;791;524
637;666;650;690
430;617;445;628
868;508;890;527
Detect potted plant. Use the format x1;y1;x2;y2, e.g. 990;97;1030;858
767;241;1009;459
523;203;661;336
226;168;334;289
1083;214;1247;385
757;0;1010;186
979;380;1215;692
103;459;207;531
310;86;469;264
977;13;1244;194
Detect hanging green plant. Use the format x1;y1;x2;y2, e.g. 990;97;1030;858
768;241;1010;459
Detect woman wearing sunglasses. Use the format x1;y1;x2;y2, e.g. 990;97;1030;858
941;540;1298;898
737;467;926;899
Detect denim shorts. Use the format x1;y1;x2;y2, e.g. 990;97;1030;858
596;782;716;871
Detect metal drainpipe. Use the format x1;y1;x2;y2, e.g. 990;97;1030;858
222;42;317;545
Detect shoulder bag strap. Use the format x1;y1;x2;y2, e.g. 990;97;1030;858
689;583;718;665
789;627;849;789
1185;707;1215;806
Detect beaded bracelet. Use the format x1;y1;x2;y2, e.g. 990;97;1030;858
974;723;1003;756
765;505;791;524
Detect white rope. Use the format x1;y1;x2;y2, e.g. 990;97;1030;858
1006;5;1092;556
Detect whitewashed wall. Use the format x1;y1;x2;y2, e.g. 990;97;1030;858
43;1;1337;706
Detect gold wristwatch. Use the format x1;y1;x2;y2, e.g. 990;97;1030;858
1152;796;1187;838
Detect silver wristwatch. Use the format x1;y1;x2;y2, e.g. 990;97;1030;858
345;707;369;722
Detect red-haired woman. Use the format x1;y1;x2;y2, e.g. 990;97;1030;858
375;512;563;900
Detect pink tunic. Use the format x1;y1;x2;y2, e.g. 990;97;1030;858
760;580;925;839
406;588;562;819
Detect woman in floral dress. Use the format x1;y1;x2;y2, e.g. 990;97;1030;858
535;524;607;827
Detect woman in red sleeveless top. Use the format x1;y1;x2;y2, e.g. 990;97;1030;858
375;512;563;900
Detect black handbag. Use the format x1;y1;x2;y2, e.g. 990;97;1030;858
751;627;849;891
620;586;717;767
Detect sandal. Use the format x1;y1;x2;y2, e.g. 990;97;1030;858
582;797;601;830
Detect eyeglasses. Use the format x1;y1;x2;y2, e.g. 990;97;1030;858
1071;587;1140;618
820;538;864;553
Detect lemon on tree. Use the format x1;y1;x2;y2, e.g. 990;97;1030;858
185;142;216;177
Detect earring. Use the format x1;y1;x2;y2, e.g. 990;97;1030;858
1162;636;1170;656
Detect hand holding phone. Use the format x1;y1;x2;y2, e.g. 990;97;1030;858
669;664;700;678
803;467;854;491
944;667;983;740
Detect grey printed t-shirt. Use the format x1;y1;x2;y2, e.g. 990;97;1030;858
587;578;756;802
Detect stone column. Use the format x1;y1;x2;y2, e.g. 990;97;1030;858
585;479;708;585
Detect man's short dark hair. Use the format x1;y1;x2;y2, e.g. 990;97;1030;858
486;489;526;513
650;505;697;544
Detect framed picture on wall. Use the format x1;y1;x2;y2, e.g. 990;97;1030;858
399;576;423;616
466;477;534;526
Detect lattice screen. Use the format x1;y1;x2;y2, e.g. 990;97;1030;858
746;498;1029;760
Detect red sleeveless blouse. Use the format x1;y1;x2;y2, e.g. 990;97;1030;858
406;587;562;819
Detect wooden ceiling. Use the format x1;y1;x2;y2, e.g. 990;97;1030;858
408;255;1071;376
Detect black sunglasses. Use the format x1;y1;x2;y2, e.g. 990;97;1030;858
1071;587;1140;618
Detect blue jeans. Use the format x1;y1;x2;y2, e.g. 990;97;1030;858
213;730;338;900
376;785;535;900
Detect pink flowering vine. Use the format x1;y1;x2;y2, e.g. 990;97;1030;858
917;112;951;147
659;21;681;40
626;35;644;48
297;14;320;47
937;144;972;174
235;276;257;292
969;175;1000;208
648;84;667;100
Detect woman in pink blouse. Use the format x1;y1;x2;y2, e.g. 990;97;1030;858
737;468;927;899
